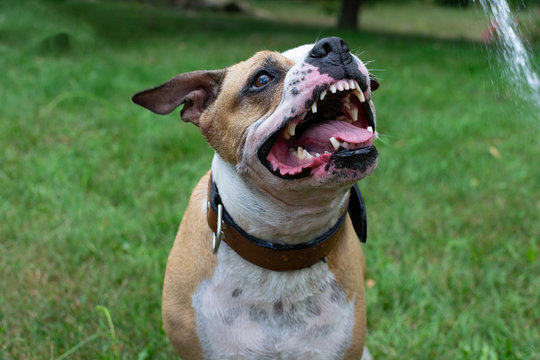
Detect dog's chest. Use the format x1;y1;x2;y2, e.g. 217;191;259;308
192;245;355;360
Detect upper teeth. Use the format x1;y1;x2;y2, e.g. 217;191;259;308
282;119;299;139
314;79;365;109
281;78;374;144
353;89;365;103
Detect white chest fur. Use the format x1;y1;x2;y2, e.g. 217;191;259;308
192;245;355;360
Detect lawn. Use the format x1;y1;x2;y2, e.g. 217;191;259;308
0;0;539;359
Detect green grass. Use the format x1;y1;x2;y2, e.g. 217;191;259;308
1;0;539;359
251;1;493;41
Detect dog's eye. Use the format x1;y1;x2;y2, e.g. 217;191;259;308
254;72;274;88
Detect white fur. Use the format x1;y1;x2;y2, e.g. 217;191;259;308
212;155;348;244
282;44;315;63
193;242;355;360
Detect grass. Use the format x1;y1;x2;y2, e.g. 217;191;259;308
0;0;539;359
252;1;493;41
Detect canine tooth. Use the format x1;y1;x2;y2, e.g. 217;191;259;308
297;147;306;159
337;82;344;92
354;89;366;103
330;85;337;94
311;102;318;113
329;137;340;151
349;80;356;89
354;80;361;90
304;149;314;159
282;129;291;140
288;121;297;137
350;107;358;121
320;90;327;101
342;141;350;149
367;126;373;133
299;112;306;120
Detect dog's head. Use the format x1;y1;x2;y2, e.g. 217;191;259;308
133;37;379;192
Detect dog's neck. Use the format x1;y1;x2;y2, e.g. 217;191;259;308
211;155;349;245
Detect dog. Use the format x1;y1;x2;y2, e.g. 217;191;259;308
132;36;379;360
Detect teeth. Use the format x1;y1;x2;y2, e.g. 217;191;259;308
282;130;291;140
329;137;340;151
354;80;360;90
315;152;320;158
367;126;373;133
311;102;318;113
329;85;337;94
353;89;366;103
288;121;297;137
337;82;344;92
342;141;350;149
297;147;305;159
320;90;327;101
350;107;358;121
296;147;313;160
343;81;350;90
349;80;356;89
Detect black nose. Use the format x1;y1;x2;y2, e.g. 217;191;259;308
309;37;350;60
306;37;363;86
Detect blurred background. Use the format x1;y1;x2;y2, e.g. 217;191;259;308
0;0;539;358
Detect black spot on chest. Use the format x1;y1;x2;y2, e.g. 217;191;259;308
232;288;242;298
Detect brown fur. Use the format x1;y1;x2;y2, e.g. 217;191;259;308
326;216;367;358
199;51;293;164
162;172;216;359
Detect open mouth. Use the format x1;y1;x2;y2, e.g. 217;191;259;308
257;79;377;179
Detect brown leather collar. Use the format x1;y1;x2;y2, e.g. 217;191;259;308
206;176;367;271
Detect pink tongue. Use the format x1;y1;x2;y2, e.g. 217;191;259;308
298;120;372;145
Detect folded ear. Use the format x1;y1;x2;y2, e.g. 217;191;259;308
369;74;379;91
131;70;224;126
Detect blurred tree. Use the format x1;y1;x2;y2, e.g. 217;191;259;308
338;0;364;29
434;0;471;7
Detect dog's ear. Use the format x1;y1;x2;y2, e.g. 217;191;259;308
369;74;379;91
132;70;224;125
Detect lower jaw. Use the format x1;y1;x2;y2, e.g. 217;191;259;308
313;146;378;181
261;145;378;181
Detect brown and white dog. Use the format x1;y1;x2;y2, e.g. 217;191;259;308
132;37;379;360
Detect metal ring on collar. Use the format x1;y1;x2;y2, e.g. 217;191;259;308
212;203;224;254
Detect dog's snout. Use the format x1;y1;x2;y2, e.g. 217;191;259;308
306;37;362;83
309;37;350;59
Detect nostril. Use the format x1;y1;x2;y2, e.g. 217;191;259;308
322;43;333;55
340;39;349;53
310;41;332;58
309;37;350;59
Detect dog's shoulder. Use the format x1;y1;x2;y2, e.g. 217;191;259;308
162;171;217;359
